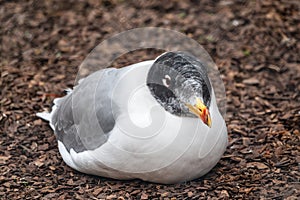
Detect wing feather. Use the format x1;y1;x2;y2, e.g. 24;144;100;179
51;68;119;153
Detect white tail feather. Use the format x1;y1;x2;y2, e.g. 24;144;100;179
36;112;51;121
36;95;67;130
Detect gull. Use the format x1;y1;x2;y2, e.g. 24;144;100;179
37;51;228;184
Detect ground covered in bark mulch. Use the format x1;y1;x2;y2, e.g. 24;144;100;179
1;0;299;199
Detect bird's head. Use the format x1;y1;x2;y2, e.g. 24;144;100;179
147;51;212;128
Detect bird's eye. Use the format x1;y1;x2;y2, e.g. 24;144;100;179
162;75;171;87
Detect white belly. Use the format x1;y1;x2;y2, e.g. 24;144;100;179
57;95;227;184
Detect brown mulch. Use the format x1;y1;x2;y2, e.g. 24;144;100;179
1;0;299;199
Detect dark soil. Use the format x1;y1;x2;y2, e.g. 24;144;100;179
1;0;299;199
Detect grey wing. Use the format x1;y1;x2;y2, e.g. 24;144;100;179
52;68;119;153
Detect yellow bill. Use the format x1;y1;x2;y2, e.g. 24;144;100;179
186;98;212;128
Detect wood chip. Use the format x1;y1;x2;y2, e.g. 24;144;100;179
243;77;260;85
247;162;269;170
